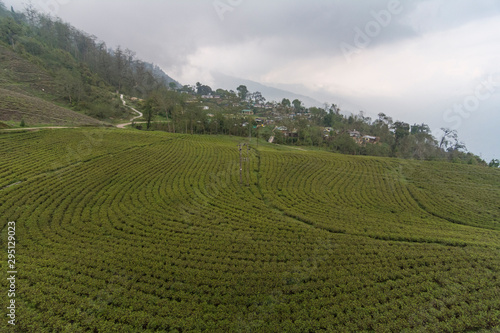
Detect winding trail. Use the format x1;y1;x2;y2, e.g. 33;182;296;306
117;94;143;129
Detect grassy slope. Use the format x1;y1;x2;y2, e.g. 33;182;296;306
0;44;59;98
0;88;103;126
0;44;112;127
0;129;499;332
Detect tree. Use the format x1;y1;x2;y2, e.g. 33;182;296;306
237;85;248;101
281;98;291;108
489;159;499;168
292;99;302;112
23;1;37;26
326;103;340;115
411;123;431;135
392;121;410;143
439;128;455;149
143;94;161;130
309;107;327;126
196;82;212;96
332;133;358;155
439;128;466;152
56;68;85;104
0;17;22;49
404;123;438;160
376;113;393;127
250;91;265;104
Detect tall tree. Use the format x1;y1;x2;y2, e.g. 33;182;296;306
411;123;431;135
250;91;265;104
439;128;466;153
196;82;213;96
292;99;302;112
309;107;327;126
439;128;457;150
392;121;410;146
143;93;161;130
237;85;248;101
0;17;22;49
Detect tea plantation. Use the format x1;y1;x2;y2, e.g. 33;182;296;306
1;129;499;332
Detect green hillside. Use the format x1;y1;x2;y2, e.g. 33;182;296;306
0;88;103;126
0;4;175;127
0;43;59;98
1;129;499;332
0;44;108;127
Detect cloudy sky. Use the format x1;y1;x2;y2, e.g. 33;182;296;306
5;0;500;161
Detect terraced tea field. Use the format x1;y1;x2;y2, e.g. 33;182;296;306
1;129;499;332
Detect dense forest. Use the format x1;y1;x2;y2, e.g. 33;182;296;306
0;1;497;166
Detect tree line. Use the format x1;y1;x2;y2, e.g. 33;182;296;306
139;81;491;166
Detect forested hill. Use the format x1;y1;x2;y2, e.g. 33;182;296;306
0;1;179;123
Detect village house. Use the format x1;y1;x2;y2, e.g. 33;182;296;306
362;135;379;144
275;126;298;138
348;130;361;138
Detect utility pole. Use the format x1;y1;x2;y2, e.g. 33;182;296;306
247;144;250;187
257;126;259;148
238;143;243;185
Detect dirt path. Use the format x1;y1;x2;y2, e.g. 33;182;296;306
0;94;141;131
117;94;143;128
287;146;307;151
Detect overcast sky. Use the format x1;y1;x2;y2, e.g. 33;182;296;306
5;0;500;161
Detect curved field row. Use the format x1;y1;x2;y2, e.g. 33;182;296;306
0;129;499;332
403;161;500;231
258;149;500;246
